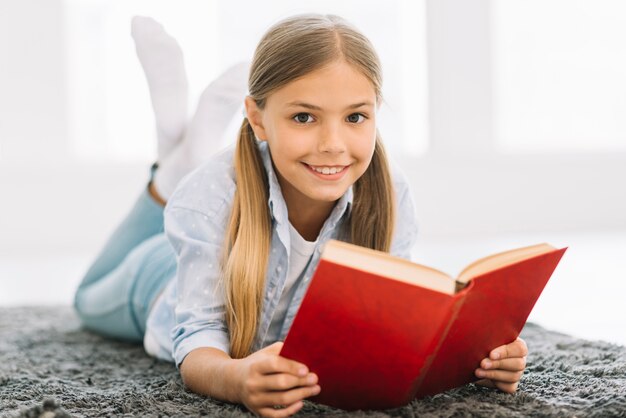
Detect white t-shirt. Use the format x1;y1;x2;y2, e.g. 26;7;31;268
144;221;318;360
265;222;317;339
143;140;419;365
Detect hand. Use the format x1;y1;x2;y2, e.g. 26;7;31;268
234;341;321;418
474;337;528;393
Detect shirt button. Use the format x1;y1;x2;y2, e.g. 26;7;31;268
277;265;282;272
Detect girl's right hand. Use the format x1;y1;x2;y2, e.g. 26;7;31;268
234;341;321;418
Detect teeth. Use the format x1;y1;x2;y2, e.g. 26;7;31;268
310;165;344;175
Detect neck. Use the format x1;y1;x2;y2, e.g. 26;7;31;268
287;201;336;242
273;164;338;241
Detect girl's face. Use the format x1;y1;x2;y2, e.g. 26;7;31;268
245;60;378;210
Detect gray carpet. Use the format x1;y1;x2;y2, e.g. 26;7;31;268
0;306;624;417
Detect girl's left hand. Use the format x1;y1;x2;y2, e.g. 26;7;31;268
474;337;528;393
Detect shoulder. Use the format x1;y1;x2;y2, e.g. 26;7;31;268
386;158;419;258
165;144;237;218
388;159;412;201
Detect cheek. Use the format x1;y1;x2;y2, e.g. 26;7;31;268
273;127;314;156
354;129;377;161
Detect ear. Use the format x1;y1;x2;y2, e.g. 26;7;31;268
244;96;268;141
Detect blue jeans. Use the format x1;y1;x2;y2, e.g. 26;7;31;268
74;166;177;342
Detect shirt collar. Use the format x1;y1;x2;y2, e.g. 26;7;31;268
257;140;353;227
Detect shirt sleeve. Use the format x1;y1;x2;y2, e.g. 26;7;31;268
389;169;419;261
165;202;231;368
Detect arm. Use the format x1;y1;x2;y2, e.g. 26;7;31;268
474;337;528;393
180;347;241;403
180;343;320;418
164;166;319;417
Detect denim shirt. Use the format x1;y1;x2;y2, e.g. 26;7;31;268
145;140;419;367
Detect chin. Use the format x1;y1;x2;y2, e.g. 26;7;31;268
309;188;348;203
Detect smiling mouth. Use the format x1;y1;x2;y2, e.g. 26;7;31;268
303;163;350;175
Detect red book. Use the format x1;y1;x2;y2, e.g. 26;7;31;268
280;240;567;411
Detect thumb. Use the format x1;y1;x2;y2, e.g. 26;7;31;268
262;341;284;355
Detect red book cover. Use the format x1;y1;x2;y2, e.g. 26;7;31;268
280;241;567;411
413;248;567;398
280;260;457;410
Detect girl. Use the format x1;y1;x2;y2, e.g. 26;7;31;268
74;14;528;418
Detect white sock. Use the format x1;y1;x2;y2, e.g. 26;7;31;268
131;16;188;161
153;62;249;200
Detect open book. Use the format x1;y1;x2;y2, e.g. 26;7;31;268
280;240;567;411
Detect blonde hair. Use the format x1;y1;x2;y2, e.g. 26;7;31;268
223;14;396;359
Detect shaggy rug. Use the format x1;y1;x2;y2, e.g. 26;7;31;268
0;306;624;417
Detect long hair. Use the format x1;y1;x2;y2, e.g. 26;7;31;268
223;14;395;359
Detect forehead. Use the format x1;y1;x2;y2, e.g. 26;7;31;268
266;61;377;110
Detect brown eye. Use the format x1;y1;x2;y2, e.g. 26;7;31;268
293;113;313;124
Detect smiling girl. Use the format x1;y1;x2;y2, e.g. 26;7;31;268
74;14;528;418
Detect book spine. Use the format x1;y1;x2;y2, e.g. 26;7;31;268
409;283;472;397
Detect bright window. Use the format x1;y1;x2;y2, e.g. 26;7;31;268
492;0;626;153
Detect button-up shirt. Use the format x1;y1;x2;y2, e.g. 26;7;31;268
144;140;419;367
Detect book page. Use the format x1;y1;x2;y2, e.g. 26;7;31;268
322;240;456;295
456;243;556;284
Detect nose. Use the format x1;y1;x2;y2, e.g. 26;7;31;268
318;121;346;154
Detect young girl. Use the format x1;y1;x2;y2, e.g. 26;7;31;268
74;13;528;418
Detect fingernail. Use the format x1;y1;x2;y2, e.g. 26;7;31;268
312;385;321;394
298;367;307;376
484;360;492;369
476;370;486;378
492;352;501;360
307;374;316;384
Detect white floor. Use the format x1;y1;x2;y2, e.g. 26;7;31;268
1;229;625;346
411;229;626;346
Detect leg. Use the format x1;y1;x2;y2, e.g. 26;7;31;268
74;230;176;341
74;18;246;340
74;166;174;341
76;165;163;290
131;16;188;161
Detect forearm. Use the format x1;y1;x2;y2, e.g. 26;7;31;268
179;347;242;403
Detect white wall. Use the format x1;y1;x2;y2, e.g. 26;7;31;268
2;0;624;255
407;0;626;237
0;0;69;161
0;0;141;258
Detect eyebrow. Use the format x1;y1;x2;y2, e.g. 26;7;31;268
285;101;374;111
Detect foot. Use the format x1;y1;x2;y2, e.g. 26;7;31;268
152;62;249;201
131;16;189;161
185;61;250;166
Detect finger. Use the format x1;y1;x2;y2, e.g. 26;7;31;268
261;341;284;355
475;378;519;394
481;356;526;372
475;368;523;383
257;384;321;409
474;378;495;388
255;355;309;377
494;380;519;394
256;400;304;418
490;337;528;360
261;372;318;391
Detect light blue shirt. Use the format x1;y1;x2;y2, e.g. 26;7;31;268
144;140;419;367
